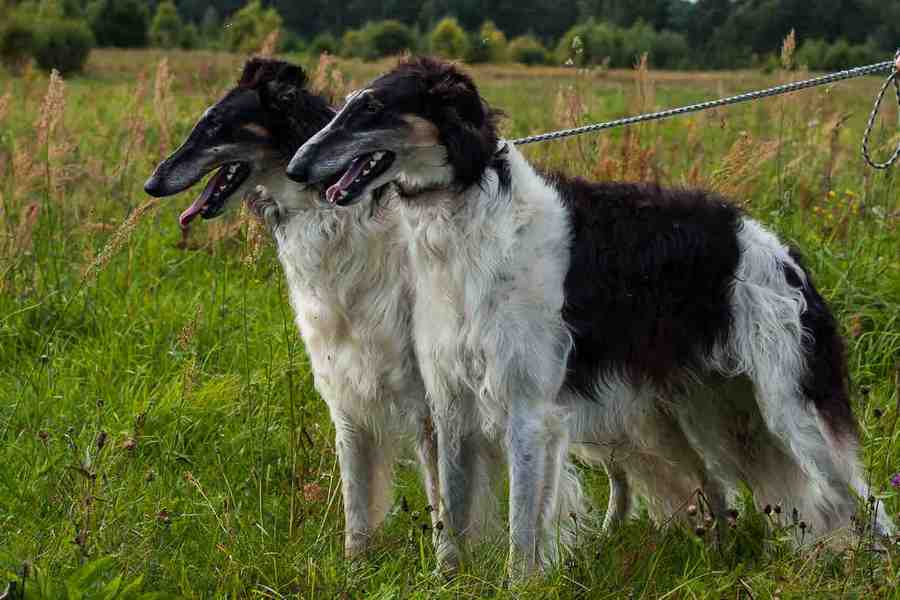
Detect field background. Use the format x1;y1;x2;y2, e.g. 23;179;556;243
1;48;899;598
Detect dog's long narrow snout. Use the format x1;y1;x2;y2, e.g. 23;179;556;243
286;141;318;183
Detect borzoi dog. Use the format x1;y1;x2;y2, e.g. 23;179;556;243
144;58;443;559
287;57;894;573
140;58;673;568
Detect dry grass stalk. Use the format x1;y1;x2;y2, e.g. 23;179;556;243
256;29;280;58
708;132;780;201
0;91;12;123
312;53;349;102
781;29;796;71
81;198;159;282
177;304;203;351
11;203;41;255
154;58;174;153
34;70;66;150
240;204;268;266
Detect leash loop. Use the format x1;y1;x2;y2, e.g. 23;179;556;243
861;50;900;170
511;52;900;171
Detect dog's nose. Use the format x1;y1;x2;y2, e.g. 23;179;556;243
143;174;165;197
286;145;316;183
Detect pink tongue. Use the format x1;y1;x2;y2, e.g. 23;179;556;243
179;170;224;229
326;156;368;204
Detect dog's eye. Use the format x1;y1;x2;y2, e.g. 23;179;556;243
365;98;383;114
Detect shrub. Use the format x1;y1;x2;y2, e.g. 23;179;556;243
222;0;282;53
429;17;467;59
34;18;94;74
556;20;690;69
180;23;200;50
0;17;36;74
310;32;338;56
87;0;149;48
508;35;548;65
467;21;507;63
149;0;183;48
367;19;415;58
340;29;368;59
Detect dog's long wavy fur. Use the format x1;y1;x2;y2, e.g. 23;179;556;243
287;56;894;573
147;59;443;559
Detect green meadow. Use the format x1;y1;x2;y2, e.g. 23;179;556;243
1;49;898;598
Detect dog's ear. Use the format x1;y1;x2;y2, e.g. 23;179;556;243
428;70;497;189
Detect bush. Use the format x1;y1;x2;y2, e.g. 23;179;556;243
367;19;415;58
180;23;200;50
0;17;36;74
340;28;368;59
87;0;149;48
429;17;467;59
797;38;882;70
508;35;548;65
222;0;282;53
556;19;690;69
466;20;507;63
149;0;183;48
310;32;338;56
33;18;94;74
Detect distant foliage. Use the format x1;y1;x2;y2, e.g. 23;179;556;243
466;21;507;64
87;0;150;48
557;19;689;69
222;0;283;53
367;20;415;58
797;38;884;71
508;35;549;65
341;20;415;60
149;0;184;48
429;17;467;59
0;16;36;73
309;32;338;56
33;18;94;74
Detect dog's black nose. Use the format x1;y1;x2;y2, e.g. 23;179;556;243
286;145;316;183
143;175;165;197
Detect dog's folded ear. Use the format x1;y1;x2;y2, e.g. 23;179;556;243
238;58;308;93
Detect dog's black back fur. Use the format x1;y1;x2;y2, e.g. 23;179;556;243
551;177;742;393
236;58;334;157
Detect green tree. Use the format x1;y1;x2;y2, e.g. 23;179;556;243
466;20;507;63
87;0;149;47
149;0;183;48
508;35;548;65
429;16;467;58
34;17;94;74
367;19;415;57
222;0;283;53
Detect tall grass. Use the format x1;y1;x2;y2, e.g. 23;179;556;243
0;46;898;597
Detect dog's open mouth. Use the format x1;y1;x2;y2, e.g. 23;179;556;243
179;162;251;228
325;151;394;206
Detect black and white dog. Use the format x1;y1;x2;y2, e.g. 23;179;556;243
287;57;894;574
143;59;445;559
140;58;697;570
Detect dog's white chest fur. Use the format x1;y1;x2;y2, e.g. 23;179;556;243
272;194;423;430
399;148;572;434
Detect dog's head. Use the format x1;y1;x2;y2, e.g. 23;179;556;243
285;57;500;206
144;58;334;227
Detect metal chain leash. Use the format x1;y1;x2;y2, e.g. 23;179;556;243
861;50;900;169
511;51;900;170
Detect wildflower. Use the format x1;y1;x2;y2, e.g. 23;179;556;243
686;504;698;516
890;473;900;488
303;482;325;503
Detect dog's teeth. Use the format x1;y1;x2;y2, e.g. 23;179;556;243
362;169;371;176
373;151;384;160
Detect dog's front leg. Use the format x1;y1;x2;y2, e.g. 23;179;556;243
415;413;442;533
432;410;481;575
507;407;550;579
333;419;391;559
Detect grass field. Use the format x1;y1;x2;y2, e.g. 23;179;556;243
1;47;899;598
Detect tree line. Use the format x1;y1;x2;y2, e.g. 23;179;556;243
2;0;898;75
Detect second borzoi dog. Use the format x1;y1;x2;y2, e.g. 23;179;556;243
144;59;443;559
141;58;705;569
287;57;894;574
